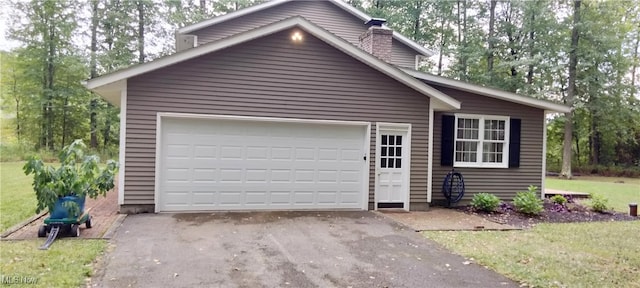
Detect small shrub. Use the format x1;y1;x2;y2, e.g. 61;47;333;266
589;193;609;213
513;185;543;215
470;193;501;212
550;195;567;205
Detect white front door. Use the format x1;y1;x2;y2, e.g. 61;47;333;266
375;123;411;210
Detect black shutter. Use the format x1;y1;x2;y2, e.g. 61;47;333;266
441;115;455;166
509;118;521;168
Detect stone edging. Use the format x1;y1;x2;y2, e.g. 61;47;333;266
0;211;48;238
102;214;127;239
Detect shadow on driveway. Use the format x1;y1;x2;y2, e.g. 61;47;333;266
93;211;517;288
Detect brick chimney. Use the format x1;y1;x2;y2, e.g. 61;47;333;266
359;18;393;63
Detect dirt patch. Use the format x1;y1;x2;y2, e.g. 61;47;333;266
378;208;519;231
458;199;639;229
172;211;370;225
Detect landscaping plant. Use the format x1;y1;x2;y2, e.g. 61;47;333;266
470;193;501;212
589;193;609;213
23;139;118;216
550;195;567;205
513;185;544;215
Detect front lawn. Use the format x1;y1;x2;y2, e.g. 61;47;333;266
546;176;640;212
425;176;640;287
0;162;37;231
425;221;640;288
0;240;107;287
1;162;108;287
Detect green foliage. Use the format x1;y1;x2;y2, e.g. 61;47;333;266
550;195;567;205
0;240;107;288
470;193;501;212
0;162;38;231
546;176;640;212
513;185;544;215
23;140;118;215
589;193;609;213
424;222;640;288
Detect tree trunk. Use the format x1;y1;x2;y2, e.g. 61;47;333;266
437;14;446;76
61;95;69;148
487;0;496;77
138;1;145;64
90;0;99;148
200;0;206;14
103;109;111;148
561;0;581;179
590;113;600;165
413;1;421;41
527;8;536;85
11;68;20;141
505;3;519;92
632;23;640;94
574;129;580;166
456;0;468;81
46;16;56;150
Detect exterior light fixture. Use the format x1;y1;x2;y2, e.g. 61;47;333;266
291;31;303;42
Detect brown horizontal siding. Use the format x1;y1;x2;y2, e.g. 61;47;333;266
191;0;416;68
430;84;544;204
392;43;416;68
124;29;430;209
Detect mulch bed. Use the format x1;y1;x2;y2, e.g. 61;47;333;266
458;199;639;229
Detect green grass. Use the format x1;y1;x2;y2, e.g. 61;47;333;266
546;176;640;212
0;162;109;287
0;162;37;231
0;240;107;287
425;221;640;288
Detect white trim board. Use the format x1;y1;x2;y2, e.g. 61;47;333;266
541;112;548;198
400;68;571;113
153;112;372;212
85;17;460;111
374;122;412;212
117;80;127;205
177;0;434;57
427;101;434;203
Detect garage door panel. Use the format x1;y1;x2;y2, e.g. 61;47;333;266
158;117;367;211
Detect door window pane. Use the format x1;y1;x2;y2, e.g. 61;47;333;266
380;133;403;169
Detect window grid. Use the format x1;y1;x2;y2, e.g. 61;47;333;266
454;116;508;167
380;134;402;169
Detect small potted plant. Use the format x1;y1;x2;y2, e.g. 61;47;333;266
24;139;118;237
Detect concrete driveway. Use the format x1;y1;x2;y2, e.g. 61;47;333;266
93;211;516;288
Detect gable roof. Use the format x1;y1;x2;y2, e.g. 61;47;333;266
177;0;434;57
86;16;460;110
399;68;570;113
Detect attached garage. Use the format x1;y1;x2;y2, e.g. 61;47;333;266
156;114;371;212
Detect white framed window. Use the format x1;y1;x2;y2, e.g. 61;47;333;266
454;114;510;168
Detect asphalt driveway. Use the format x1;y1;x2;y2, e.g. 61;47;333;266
93;211;516;287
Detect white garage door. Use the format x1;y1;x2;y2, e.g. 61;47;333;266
157;117;369;211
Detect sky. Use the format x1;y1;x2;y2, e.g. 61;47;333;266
0;6;19;51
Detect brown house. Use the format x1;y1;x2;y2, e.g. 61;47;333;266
86;0;569;213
